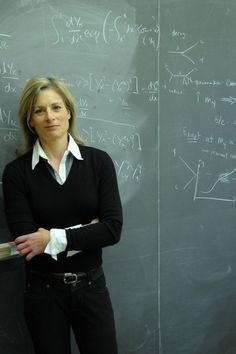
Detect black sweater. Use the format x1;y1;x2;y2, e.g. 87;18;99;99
2;145;123;273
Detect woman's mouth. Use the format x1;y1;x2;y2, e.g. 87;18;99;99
46;125;59;130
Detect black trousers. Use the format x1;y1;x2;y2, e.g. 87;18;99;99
24;269;118;354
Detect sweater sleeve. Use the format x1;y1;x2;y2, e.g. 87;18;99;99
66;151;123;251
2;160;37;238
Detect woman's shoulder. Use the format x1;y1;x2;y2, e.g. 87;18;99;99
78;144;115;172
79;144;111;160
3;150;32;174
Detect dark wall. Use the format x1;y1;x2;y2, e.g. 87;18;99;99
0;1;158;353
0;257;34;354
160;0;236;353
4;0;236;354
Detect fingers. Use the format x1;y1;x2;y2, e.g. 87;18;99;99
82;218;99;227
15;238;31;256
25;252;35;261
15;235;28;245
14;229;49;260
91;218;99;224
18;246;31;256
16;242;29;252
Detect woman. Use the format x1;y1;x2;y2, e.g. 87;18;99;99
2;76;122;354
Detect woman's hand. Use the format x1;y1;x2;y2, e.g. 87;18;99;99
82;218;99;227
90;218;99;224
15;228;50;261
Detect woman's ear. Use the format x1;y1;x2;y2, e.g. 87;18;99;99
66;107;71;119
28;116;34;127
27;118;36;133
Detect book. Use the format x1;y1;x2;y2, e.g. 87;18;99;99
0;243;11;257
0;242;18;259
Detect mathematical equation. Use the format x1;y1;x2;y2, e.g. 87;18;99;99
114;159;142;183
0;33;11;51
163;25;236;205
0;60;20;94
0;60;158;102
0;108;19;142
67;74;158;103
80;126;142;152
49;7;159;51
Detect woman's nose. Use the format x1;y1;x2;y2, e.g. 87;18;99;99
45;108;55;120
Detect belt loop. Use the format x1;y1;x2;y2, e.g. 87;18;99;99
88;269;92;285
87;267;102;285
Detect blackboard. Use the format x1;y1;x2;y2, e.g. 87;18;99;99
160;0;236;353
0;1;158;354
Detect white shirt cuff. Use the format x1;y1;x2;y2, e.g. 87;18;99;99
44;224;82;261
44;229;67;260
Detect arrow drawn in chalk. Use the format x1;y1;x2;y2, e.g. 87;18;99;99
221;96;236;105
178;156;197;190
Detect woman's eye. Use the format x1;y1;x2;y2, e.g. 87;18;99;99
34;108;44;115
53;105;62;111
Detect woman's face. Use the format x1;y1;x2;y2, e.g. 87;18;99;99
29;88;70;144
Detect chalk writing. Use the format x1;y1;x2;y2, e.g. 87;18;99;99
226;79;236;87
0;61;18;79
80;126;142;152
103;11;160;50
0;61;19;94
114;159;142;182
163;29;236;206
66;74;157;103
0;108;19;143
182;126;236;152
0;33;11;50
0;108;18;128
175;155;236;203
171;29;186;40
49;7;159;51
190;78;221;88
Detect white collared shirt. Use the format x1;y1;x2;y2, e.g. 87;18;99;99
32;135;83;260
32;134;83;184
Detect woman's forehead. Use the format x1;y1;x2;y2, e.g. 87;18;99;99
34;88;64;106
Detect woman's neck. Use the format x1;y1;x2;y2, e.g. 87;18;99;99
39;136;69;170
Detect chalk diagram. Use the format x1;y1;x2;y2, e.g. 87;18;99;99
164;40;204;85
175;155;236;203
166;38;236;203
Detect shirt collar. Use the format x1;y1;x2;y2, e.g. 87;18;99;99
32;134;83;170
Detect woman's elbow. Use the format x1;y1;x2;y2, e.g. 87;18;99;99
110;219;123;245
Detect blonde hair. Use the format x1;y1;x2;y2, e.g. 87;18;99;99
18;75;84;152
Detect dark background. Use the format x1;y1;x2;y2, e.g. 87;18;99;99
0;1;158;353
160;1;236;353
5;0;236;354
4;1;236;354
